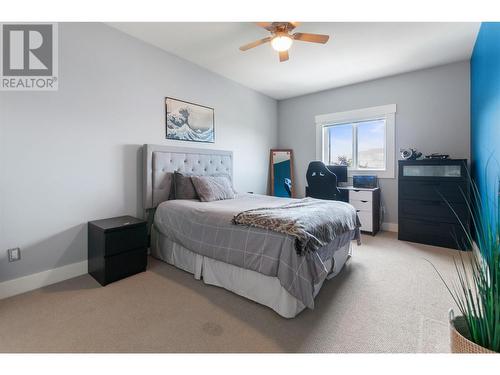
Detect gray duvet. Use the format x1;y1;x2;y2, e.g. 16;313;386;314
153;193;360;308
233;197;361;256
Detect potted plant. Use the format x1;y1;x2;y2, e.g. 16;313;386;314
430;173;499;353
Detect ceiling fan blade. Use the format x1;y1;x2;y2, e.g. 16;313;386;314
239;37;272;51
256;22;275;31
293;32;330;44
279;50;289;62
288;22;300;30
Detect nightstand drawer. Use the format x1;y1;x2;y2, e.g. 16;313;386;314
104;247;147;285
349;189;372;201
105;225;147;256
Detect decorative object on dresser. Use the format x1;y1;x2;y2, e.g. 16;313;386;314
400;148;422;160
269;149;295;198
88;216;148;286
338;186;381;236
425;153;450;160
165;97;215;143
398;159;470;250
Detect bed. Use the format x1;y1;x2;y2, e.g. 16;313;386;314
143;144;359;318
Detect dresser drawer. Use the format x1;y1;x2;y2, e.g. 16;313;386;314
349;189;372;202
399;180;468;203
399;199;468;223
356;210;373;232
105;225;148;256
350;199;372;212
398;218;467;250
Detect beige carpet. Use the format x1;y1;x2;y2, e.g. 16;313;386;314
0;232;461;353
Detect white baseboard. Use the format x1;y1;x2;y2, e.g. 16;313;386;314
0;260;88;300
382;222;398;232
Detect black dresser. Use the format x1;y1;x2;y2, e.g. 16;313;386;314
88;216;148;286
398;159;470;250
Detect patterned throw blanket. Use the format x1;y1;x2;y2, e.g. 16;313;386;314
233;198;361;256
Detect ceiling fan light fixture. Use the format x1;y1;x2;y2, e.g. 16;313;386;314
271;35;293;52
239;23;330;62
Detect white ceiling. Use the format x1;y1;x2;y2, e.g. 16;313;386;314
108;22;480;100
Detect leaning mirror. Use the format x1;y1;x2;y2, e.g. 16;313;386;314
270;149;295;198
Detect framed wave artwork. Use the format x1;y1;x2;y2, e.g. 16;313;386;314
165;97;215;143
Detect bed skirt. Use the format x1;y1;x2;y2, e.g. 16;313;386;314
150;225;351;318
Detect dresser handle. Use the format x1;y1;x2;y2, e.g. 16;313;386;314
361;200;368;203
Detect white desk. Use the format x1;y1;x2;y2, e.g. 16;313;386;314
338;186;381;235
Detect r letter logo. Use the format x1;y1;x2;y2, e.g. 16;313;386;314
1;23;58;90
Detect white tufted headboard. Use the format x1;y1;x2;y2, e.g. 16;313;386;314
143;144;233;210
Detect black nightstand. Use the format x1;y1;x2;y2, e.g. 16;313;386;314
88;215;148;286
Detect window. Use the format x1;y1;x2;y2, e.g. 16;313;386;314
326;119;386;169
316;104;396;178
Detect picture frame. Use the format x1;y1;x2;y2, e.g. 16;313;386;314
165;97;215;143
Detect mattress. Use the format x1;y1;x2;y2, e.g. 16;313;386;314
153;193;358;309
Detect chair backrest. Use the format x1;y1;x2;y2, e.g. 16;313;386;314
306;161;341;200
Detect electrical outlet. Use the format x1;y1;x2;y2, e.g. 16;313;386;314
7;248;21;262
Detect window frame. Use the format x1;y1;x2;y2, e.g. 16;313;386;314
315;104;396;179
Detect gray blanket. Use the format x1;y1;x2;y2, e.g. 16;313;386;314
233;198;361;256
153;194;360;309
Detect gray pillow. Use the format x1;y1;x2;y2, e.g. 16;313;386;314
211;173;237;193
191;175;235;202
173;171;199;200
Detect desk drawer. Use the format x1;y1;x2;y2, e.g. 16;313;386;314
356;210;373;232
351;199;372;212
349;189;372;202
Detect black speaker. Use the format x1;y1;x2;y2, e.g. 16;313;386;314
353;175;378;189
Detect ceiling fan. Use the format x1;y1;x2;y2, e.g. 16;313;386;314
239;22;330;62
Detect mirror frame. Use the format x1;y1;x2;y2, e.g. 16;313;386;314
269;149;295;198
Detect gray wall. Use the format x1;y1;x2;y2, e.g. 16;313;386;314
278;61;471;225
0;23;277;282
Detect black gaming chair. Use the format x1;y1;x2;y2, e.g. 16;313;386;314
306;161;342;200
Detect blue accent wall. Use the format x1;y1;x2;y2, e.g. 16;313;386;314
471;22;500;216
